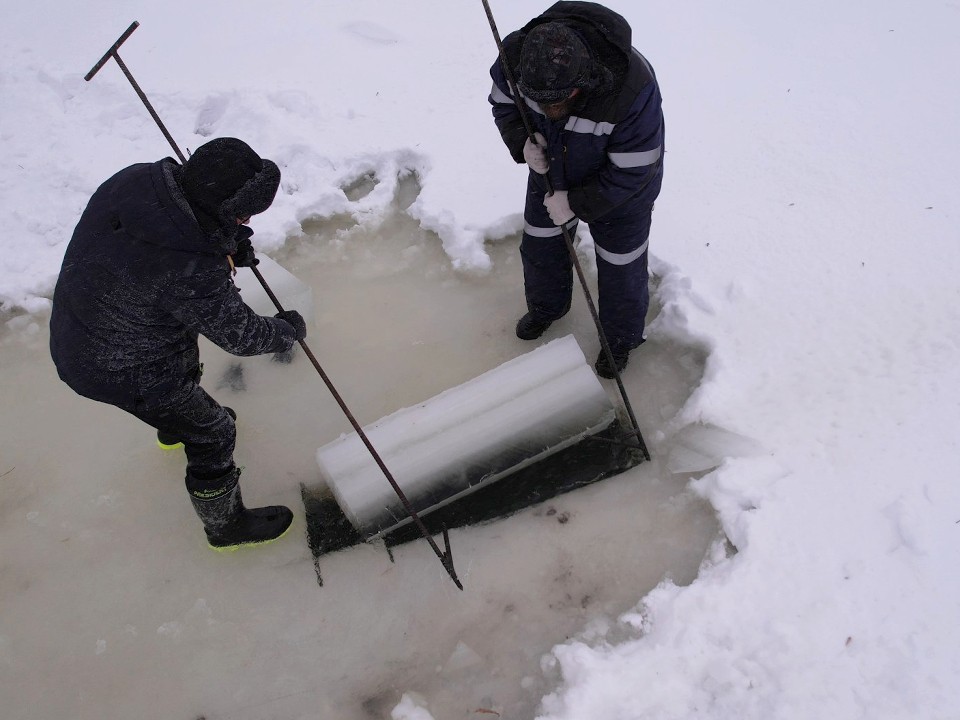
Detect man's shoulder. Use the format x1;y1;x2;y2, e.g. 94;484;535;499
494;29;524;77
86;161;151;201
620;50;657;103
579;51;657;124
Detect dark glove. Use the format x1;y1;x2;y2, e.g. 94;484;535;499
275;310;307;341
232;225;259;268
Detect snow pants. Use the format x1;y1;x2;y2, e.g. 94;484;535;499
125;382;236;480
521;174;653;352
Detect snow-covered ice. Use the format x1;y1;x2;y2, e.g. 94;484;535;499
2;0;960;719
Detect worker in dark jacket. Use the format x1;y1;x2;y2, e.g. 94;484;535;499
50;137;306;550
489;1;664;377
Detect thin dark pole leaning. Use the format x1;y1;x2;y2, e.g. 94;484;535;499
479;0;649;460
248;267;462;590
84;22;463;590
85;22;186;164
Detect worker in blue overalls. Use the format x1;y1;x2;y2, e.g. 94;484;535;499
489;1;664;377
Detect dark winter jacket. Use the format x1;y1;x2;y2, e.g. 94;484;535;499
50;158;296;411
489;1;664;222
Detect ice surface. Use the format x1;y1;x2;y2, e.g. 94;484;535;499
666;422;765;474
231;252;315;327
391;693;436;720
0;194;720;720
317;334;616;536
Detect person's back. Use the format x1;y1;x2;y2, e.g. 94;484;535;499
52;157;292;411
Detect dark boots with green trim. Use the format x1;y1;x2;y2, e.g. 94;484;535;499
186;466;293;550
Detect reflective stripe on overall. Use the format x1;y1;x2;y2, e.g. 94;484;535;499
521;174;653;352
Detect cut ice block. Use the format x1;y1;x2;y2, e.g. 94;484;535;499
316;335;616;538
231;253;314;327
666;423;764;474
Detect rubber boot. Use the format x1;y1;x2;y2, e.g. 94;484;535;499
187;467;293;550
515;303;570;341
515;313;554;341
158;407;237;450
595;348;630;379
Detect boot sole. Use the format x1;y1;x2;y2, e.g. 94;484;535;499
516;319;554;341
207;518;295;552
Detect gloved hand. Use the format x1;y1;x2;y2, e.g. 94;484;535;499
232;225;259;268
543;190;575;225
275;310;307;341
522;132;549;175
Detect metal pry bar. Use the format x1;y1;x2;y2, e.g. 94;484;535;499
84;21;140;81
84;21;186;163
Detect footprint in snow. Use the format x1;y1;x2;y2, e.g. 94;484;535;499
342;21;400;45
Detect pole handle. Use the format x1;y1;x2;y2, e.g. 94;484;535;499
85;21;140;81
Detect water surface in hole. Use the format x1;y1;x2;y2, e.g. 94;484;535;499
0;182;721;719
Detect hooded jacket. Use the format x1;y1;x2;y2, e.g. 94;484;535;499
489;1;664;222
50;158;296;411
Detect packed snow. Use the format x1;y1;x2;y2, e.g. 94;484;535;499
2;0;960;719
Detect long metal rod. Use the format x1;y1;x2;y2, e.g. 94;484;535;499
249;266;462;589
84;22;462;590
85;22;186;164
479;0;649;460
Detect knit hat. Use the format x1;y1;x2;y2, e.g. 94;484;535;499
518;22;594;103
180;138;281;233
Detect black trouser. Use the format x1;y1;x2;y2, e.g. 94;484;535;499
522;174;653;352
126;384;236;480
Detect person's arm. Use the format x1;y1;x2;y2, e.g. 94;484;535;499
488;32;529;164
160;263;297;356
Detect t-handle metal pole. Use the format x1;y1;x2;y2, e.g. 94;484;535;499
85;22;186;164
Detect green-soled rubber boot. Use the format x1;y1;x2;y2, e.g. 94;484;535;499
186;467;293;551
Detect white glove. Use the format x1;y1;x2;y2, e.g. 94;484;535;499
522;132;549;175
543;190;575;225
